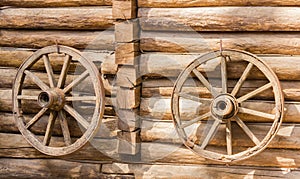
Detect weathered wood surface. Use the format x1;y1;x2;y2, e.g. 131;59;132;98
0;89;115;115
140;97;300;122
103;163;300;178
0;133;114;161
0;158;103;178
139;7;300;31
0;7;113;30
141;120;300;149
0;112;117;138
0;30;115;50
0;68;114;95
1;132;300;167
140;53;300;80
142;79;300;101
138;0;300;8
0;48;117;74
0;0;112;7
141;31;300;55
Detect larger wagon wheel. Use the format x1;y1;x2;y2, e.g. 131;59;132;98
13;45;105;156
171;49;284;162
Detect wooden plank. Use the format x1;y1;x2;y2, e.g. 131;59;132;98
140;53;300;80
0;68;113;96
0;89;114;115
139;7;300;31
141;120;300;149
113;0;137;20
115;19;139;43
142;79;300;101
141;31;300;55
0;30;115;50
117;109;140;131
116;86;141;109
138;0;300;8
0;7;113;30
115;43;139;65
102;163;300;178
140;97;299;122
0;158;103;178
0;48;117;75
117;130;141;155
116;65;142;87
0;0;112;7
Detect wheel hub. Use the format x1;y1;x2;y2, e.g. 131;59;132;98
38;88;66;111
211;94;238;120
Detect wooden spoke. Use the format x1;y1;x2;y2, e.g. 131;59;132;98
226;119;232;155
235;116;260;145
24;70;49;91
59;111;72;146
180;112;211;129
239;107;275;120
43;54;56;88
43;111;58;146
63;70;89;94
192;69;219;96
200;119;220;149
65;96;97;101
57;54;71;89
237;82;272;103
25;108;48;129
231;63;253;97
17;95;38;100
221;56;227;93
63;104;89;129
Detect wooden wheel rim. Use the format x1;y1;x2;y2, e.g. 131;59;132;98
171;49;284;162
13;45;105;156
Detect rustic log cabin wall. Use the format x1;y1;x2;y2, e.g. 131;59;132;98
1;0;300;178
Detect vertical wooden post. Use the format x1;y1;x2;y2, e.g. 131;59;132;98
113;0;141;161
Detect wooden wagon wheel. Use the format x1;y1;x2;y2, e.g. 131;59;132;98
13;45;105;156
171;49;284;162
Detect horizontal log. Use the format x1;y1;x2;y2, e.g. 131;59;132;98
0;68;114;96
139;7;300;31
103;163;300;178
138;0;300;7
0;89;115;115
0;112;118;138
0;158;103;178
0;7;113;30
1;132;299;167
140;53;300;80
142;79;300;101
140;31;300;55
0;30;115;50
141;120;300;149
0;132;113;161
0;48;117;74
0;0;112;7
140;97;299;122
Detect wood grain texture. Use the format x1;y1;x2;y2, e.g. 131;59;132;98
0;7;113;30
0;0;112;7
0;48;117;75
141;31;300;55
0;30;115;50
139;7;300;31
140;97;299;122
140;53;300;80
138;0;300;8
141;120;300;149
103;162;300;178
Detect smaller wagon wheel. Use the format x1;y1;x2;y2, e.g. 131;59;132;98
171;49;284;162
13;45;105;156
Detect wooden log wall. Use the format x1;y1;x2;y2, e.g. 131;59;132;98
135;0;300;177
1;0;300;178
